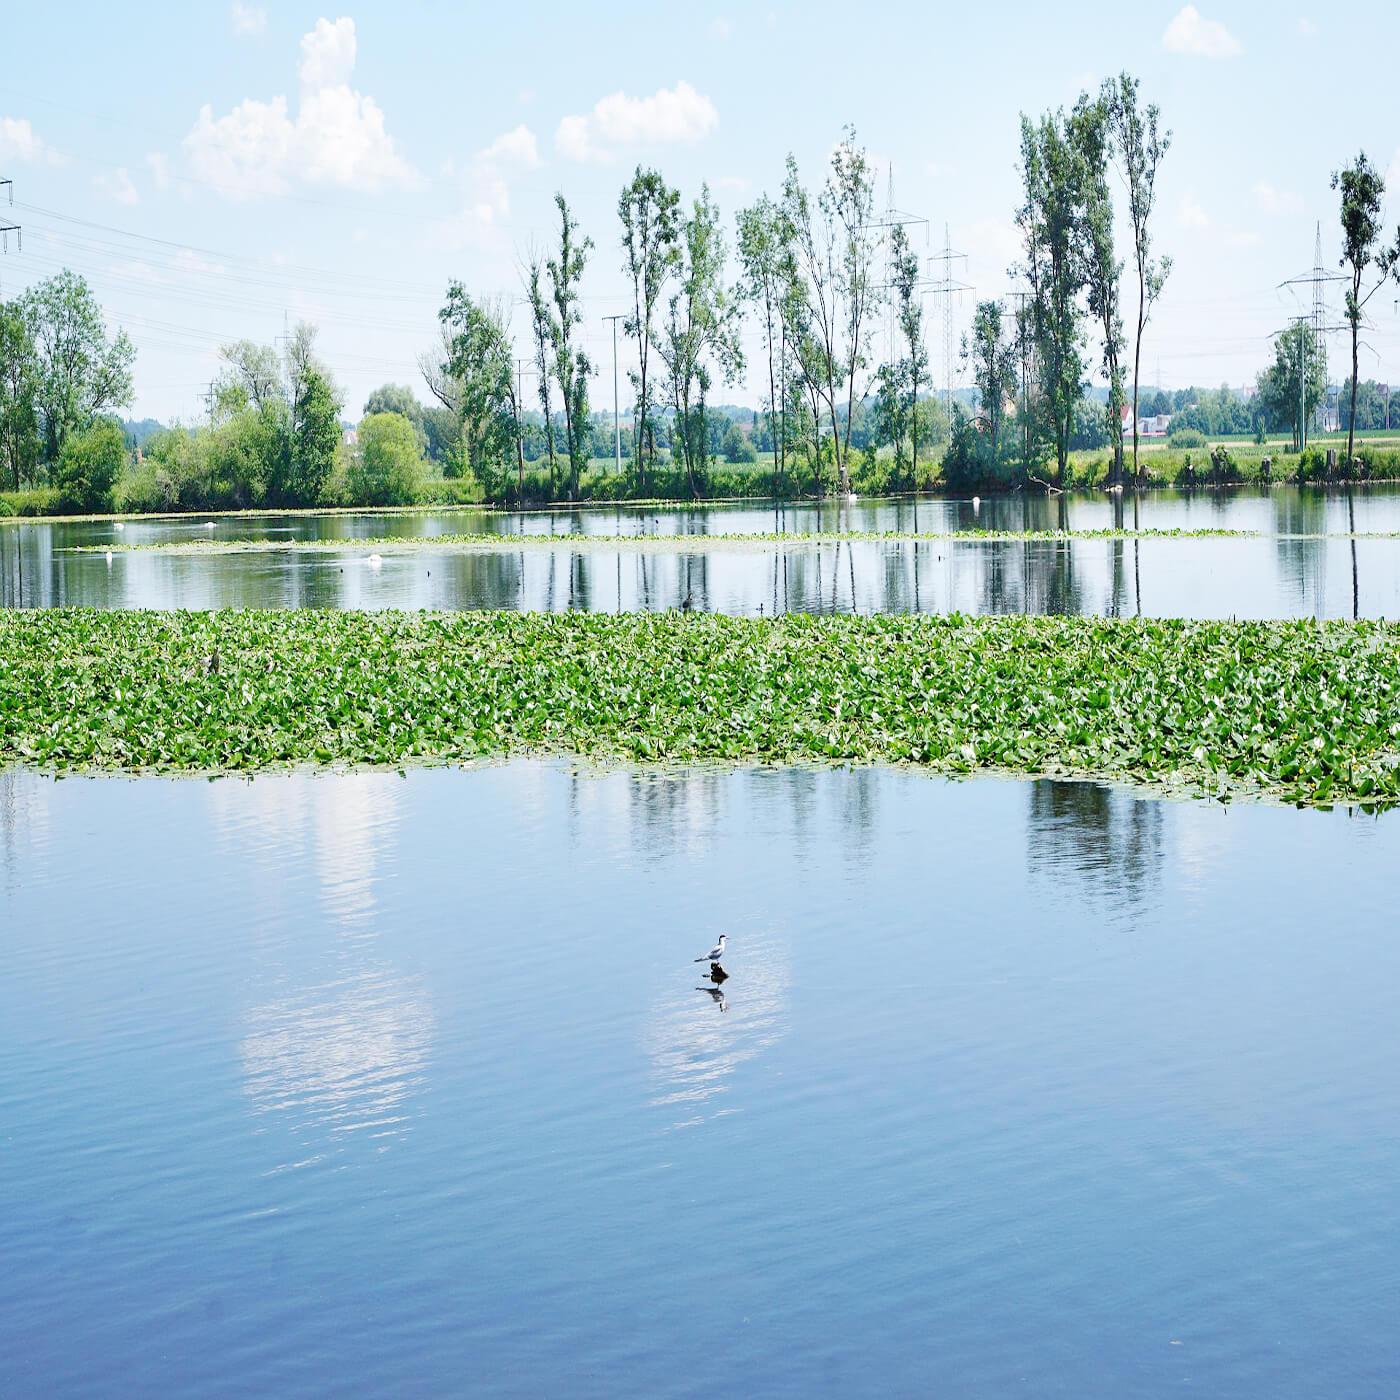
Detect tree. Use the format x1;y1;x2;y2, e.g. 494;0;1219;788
962;300;1017;465
1256;322;1327;451
18;270;135;461
53;417;127;509
1104;73;1171;483
522;250;558;493
436;285;518;490
1016;108;1089;480
654;186;744;497
873;223;929;488
736;195;795;489
782;130;883;497
1073;92;1126;478
0;301;40;490
619;167;681;493
546;194;593;499
349;412;423;505
219;340;283;410
1331;153;1400;464
287;366;340;504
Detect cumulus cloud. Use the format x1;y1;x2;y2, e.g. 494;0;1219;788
427;125;541;251
1179;194;1212;228
1252;180;1303;216
1162;6;1241;58
183;16;417;198
231;2;267;37
94;167;140;205
0;115;63;165
555;81;718;163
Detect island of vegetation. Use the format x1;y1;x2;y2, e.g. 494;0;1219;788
2;609;1396;808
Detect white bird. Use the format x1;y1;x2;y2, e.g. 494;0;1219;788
114;522;125;531
972;495;981;509
693;934;727;964
366;553;383;568
105;550;113;563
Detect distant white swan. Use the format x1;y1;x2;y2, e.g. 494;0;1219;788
203;521;216;529
114;522;124;531
105;551;113;563
972;495;981;509
366;553;383;568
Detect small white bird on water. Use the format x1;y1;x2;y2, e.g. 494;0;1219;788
693;934;727;963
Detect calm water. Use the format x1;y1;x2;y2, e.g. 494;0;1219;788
3;486;1398;618
2;762;1399;1397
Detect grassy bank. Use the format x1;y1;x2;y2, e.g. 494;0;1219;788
2;610;1396;806
75;527;1256;556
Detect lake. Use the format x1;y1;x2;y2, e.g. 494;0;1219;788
4;489;1400;1395
2;762;1399;1397
2;485;1399;618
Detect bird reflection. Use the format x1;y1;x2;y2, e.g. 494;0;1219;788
696;984;728;1012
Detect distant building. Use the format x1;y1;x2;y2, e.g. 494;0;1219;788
1137;413;1171;438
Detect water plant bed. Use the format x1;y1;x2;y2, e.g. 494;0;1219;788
76;526;1256;556
2;610;1396;805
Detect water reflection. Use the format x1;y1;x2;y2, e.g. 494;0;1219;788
208;775;433;1161
5;485;1400;617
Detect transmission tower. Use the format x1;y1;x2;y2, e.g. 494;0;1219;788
0;178;20;297
864;165;928;366
1279;223;1346;439
927;225;973;417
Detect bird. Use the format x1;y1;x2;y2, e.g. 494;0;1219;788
693;934;727;964
114;522;125;531
367;554;383;568
203;521;216;529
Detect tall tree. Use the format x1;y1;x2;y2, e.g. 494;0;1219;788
437;284;518;487
18;270;134;461
782;130;883;497
873;222;929;489
1016;110;1089;481
0;302;40;490
287;365;341;505
1256;322;1327;451
962;300;1017;465
546;194;593;500
655;186;744;497
1104;73;1171;483
736;196;795;492
619;167;681;494
520;251;558;492
1072;92;1126;479
1331;153;1400;465
219;340;283;410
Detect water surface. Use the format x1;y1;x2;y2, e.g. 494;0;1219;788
3;486;1397;618
3;763;1398;1396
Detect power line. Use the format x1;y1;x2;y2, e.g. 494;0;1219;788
927;224;973;416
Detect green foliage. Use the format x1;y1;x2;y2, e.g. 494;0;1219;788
547;194;594;499
0;300;41;490
962;301;1018;466
4;609;1399;807
52;417;127;510
285;367;341;505
1256;322;1327;451
348;412;424;505
15;271;135;462
435;285;517;485
1168;426;1207;449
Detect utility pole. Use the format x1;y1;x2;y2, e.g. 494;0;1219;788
603;314;624;477
1280;228;1346;439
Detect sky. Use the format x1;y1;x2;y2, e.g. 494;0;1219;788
1;0;1398;423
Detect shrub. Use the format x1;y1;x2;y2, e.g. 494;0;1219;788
347;412;424;506
1168;426;1206;449
53;418;127;511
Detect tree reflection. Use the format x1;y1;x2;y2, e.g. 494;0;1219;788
1025;779;1164;914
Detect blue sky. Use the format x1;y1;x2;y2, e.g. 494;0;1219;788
2;0;1397;421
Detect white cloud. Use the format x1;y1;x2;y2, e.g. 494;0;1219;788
0;115;63;165
1162;6;1242;58
1252;180;1303;216
1179;194;1211;228
298;16;356;89
231;2;267;37
555;81;718;163
94;167;139;205
478;124;540;170
146;152;171;189
183;17;417;198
